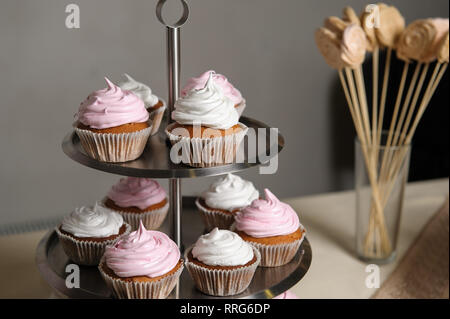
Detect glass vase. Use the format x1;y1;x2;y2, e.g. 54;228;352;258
355;133;411;264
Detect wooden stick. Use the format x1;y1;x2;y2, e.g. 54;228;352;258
355;67;373;148
405;62;446;144
345;68;369;146
377;63;409;186
377;48;392;146
372;47;379;147
338;71;356;126
390;62;422;148
397;63;430;147
429;63;448;95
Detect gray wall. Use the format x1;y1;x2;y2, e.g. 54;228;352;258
0;0;448;225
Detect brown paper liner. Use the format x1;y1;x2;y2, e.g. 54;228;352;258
74;126;151;163
98;259;184;299
148;99;166;136
55;223;131;266
101;199;169;231
165;123;248;168
184;246;260;296
195;198;235;231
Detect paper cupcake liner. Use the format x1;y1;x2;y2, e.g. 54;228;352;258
55;223;131;266
74;126;152;163
235;99;246;117
165;123;248;168
101;199;169;231
98;259;184;299
248;238;303;267
195;198;235;231
184;246;260;297
230;223;305;267
149;99;167;136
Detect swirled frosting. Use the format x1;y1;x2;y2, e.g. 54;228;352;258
396;19;449;62
107;177;166;210
202;174;259;211
235;189;301;238
172;72;239;129
76;77;149;129
315;27;346;70
118;74;159;107
104;222;180;278
374;4;405;48
61;202;123;238
423;18;449;62
191;228;254;266
181;70;243;105
341;24;367;68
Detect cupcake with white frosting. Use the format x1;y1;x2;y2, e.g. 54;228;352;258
195;173;259;231
118;74;166;136
181;70;246;116
165;71;248;167
98;221;183;299
55;202;131;266
185;228;260;296
103;177;169;231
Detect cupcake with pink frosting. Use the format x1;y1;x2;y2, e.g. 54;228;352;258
74;77;151;162
98;221;183;299
103;177;169;231
182;70;246;116
234;189;306;267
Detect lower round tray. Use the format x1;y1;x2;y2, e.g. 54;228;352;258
36;197;311;299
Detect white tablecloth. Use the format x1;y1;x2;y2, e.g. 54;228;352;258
286;178;449;299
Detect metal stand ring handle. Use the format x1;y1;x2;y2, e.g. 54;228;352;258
156;0;189;28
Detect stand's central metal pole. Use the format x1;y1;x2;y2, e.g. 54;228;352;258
167;26;182;249
156;0;189;252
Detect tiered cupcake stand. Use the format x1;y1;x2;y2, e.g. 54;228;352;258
35;0;311;299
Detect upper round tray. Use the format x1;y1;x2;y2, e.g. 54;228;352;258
62;116;284;179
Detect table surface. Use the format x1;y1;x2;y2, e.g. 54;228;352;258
0;178;448;299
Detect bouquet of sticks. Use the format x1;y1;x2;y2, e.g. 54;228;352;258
315;3;449;259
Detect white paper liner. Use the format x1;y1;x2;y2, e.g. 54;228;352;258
184;246;260;296
55;223;131;266
195;198;236;231
74;125;152;163
101;199;169;231
235;99;246;117
148;99;167;136
165;122;248;168
98;259;184;299
230;223;305;267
